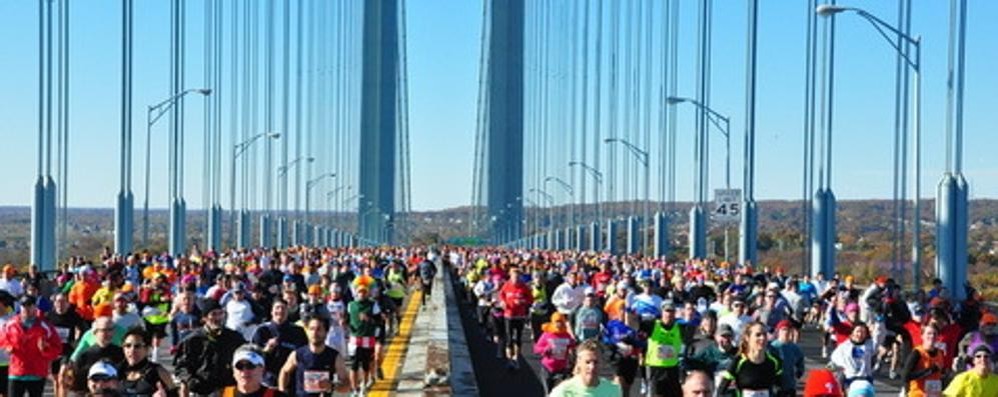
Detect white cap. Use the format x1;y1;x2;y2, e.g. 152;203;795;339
88;361;118;379
232;349;265;367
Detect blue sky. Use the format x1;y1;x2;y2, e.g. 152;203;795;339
0;1;995;211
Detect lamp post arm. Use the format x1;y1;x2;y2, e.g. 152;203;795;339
608;139;649;166
705;113;730;138
149;88;204;126
545;177;574;196
842;9;919;70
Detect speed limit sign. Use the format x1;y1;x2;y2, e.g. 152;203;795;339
713;189;742;223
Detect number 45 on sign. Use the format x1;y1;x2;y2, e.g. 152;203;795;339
713;189;741;223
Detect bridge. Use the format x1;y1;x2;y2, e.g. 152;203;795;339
1;0;990;396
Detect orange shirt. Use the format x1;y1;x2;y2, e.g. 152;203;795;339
604;295;627;322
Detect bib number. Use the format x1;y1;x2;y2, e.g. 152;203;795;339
657;345;676;361
925;380;942;395
742;390;769;397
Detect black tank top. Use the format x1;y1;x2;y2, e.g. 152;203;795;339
120;361;163;397
293;346;338;397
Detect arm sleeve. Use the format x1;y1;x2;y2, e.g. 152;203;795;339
532;334;548;355
902;351;936;381
43;324;64;361
717;359;737;395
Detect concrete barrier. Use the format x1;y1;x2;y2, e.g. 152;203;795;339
394;258;479;397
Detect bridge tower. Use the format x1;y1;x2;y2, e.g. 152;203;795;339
474;0;525;244
358;0;405;245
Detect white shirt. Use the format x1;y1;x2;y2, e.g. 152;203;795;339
0;278;23;297
114;311;145;331
225;299;254;331
830;338;876;379
551;283;584;315
718;313;752;342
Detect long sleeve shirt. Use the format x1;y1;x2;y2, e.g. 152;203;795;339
551;283;583;315
830;338;876;380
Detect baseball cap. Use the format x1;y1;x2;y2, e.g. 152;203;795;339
88;361;118;380
18;295;37;306
308;285;323;296
583;287;596;296
981;313;998;326
232;349;266;368
718;324;735;337
775;320;793;331
972;344;993;357
660;300;676;311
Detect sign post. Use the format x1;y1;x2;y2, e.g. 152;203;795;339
713;189;742;261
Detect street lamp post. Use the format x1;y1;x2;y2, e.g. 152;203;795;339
667;97;734;262
529;187;555;233
142;88;212;249
229;132;280;248
568;161;604;223
816;4;923;288
304;172;336;224
604;138;650;255
545;176;575;230
276;155;314;248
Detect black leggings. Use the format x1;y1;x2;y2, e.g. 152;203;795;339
8;379;44;397
504;318;525;349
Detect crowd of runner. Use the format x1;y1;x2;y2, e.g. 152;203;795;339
0;243;995;397
449;248;998;397
0;245;438;397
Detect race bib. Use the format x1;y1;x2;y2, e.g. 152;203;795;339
55;327;71;342
657;345;676;360
924;380;942;395
742;390;769;397
550;339;569;360
303;370;330;393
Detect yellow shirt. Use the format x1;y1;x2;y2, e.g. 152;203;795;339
91;287;117;306
943;370;998;397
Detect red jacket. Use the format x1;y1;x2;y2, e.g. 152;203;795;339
499;281;533;319
0;313;63;377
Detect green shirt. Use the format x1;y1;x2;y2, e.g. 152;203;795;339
69;325;126;361
347;299;378;337
548;377;621;397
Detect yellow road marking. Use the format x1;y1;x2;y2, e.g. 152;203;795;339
368;290;423;397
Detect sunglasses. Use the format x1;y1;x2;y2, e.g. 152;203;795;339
89;375;115;382
235;362;261;371
974;354;992;359
123;343;146;349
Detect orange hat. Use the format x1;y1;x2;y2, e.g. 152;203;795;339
981;313;998;326
550;312;566;323
844;275;854;283
803;369;843;397
308;285;323;296
93;303;113;318
875;276;888;285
